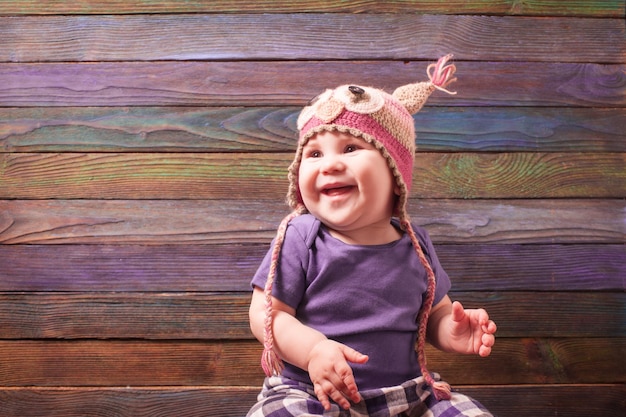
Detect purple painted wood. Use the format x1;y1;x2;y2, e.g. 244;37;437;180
0;244;623;292
0;61;623;107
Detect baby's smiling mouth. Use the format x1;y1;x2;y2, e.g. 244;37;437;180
321;184;354;196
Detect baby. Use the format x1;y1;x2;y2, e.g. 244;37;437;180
247;55;497;417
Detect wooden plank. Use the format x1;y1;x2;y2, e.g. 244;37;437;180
1;61;623;107
1;384;624;417
1;15;623;63
1;243;623;292
0;106;298;153
468;384;626;417
0;338;623;386
409;199;625;244
417;152;626;199
0;292;623;339
0;199;289;245
1;106;624;153
1;199;623;245
1;152;623;199
0;292;254;340
0;386;259;417
0;340;264;387
0;0;622;17
437;244;626;291
457;292;626;337
0;244;264;292
0;152;292;200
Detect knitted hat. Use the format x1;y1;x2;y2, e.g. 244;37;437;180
261;54;458;401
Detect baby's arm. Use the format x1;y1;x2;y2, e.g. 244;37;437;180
249;287;368;410
426;295;497;356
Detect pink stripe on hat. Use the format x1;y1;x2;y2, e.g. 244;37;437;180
300;109;414;194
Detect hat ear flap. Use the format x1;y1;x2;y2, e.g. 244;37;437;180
392;54;458;115
392;81;436;115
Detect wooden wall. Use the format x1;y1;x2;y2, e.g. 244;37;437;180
0;1;624;416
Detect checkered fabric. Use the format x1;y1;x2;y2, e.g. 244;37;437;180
247;375;493;417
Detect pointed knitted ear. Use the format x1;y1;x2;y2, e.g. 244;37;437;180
393;54;458;115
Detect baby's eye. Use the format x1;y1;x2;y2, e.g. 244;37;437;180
305;149;322;158
344;144;360;153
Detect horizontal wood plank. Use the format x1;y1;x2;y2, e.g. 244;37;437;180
466;384;626;417
1;199;623;245
0;292;623;339
0;386;258;417
0;0;623;17
1;152;623;199
1;14;623;63
0;340;264;387
1;61;624;107
0;292;254;340
0;243;623;292
1;106;624;153
0;338;623;386
1;384;624;417
417;152;625;198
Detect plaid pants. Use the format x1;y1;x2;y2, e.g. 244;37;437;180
247;374;493;417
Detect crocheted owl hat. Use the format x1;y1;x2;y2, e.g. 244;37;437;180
261;54;458;401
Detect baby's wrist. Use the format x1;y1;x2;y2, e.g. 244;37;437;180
305;338;330;369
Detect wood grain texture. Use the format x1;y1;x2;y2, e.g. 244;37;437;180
0;384;623;417
0;386;260;417
0;199;623;245
416;152;626;199
1;152;623;199
0;243;623;292
0;292;623;339
1;2;624;415
1;106;624;153
0;340;263;387
470;384;626;417
0;0;623;17
0;338;623;386
0;292;254;340
1;14;623;63
1;61;624;107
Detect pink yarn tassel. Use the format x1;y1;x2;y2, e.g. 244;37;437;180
261;345;284;377
427;54;458;95
401;218;453;401
431;380;452;400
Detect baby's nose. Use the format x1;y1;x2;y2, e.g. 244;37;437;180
320;154;345;173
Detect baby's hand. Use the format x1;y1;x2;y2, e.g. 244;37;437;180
306;339;369;411
449;301;497;357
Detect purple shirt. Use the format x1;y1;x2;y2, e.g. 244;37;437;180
251;214;451;390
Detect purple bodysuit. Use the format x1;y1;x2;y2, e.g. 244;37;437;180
251;214;451;391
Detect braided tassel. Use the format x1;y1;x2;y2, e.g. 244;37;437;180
261;206;306;376
427;54;458;95
401;218;452;401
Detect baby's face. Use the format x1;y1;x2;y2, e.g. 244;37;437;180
298;130;399;237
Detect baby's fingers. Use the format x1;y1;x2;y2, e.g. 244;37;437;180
334;362;362;404
478;331;496;357
313;365;360;410
314;379;351;410
482;319;497;334
313;382;333;411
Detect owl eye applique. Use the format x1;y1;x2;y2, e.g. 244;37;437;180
297;89;336;130
297;89;334;130
315;97;345;123
336;84;385;114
